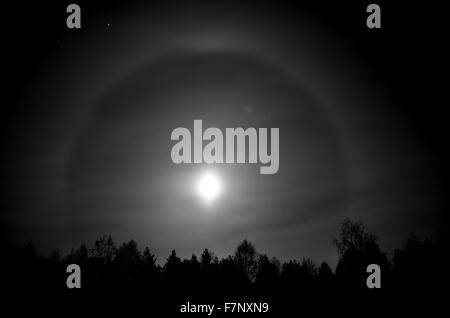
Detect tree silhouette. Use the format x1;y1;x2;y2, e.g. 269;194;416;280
334;218;389;288
165;250;182;273
301;257;317;276
90;235;116;264
392;232;450;290
1;217;447;299
115;240;143;288
200;248;216;268
234;239;258;282
317;262;334;290
255;254;280;290
318;262;332;277
164;249;183;290
141;246;159;289
143;247;158;271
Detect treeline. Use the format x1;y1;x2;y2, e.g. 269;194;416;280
1;219;448;294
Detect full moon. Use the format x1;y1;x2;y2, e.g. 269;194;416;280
196;170;222;203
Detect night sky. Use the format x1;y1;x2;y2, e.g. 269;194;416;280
2;1;449;267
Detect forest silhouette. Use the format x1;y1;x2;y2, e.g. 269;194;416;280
1;218;448;299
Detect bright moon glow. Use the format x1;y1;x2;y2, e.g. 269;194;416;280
196;171;222;203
